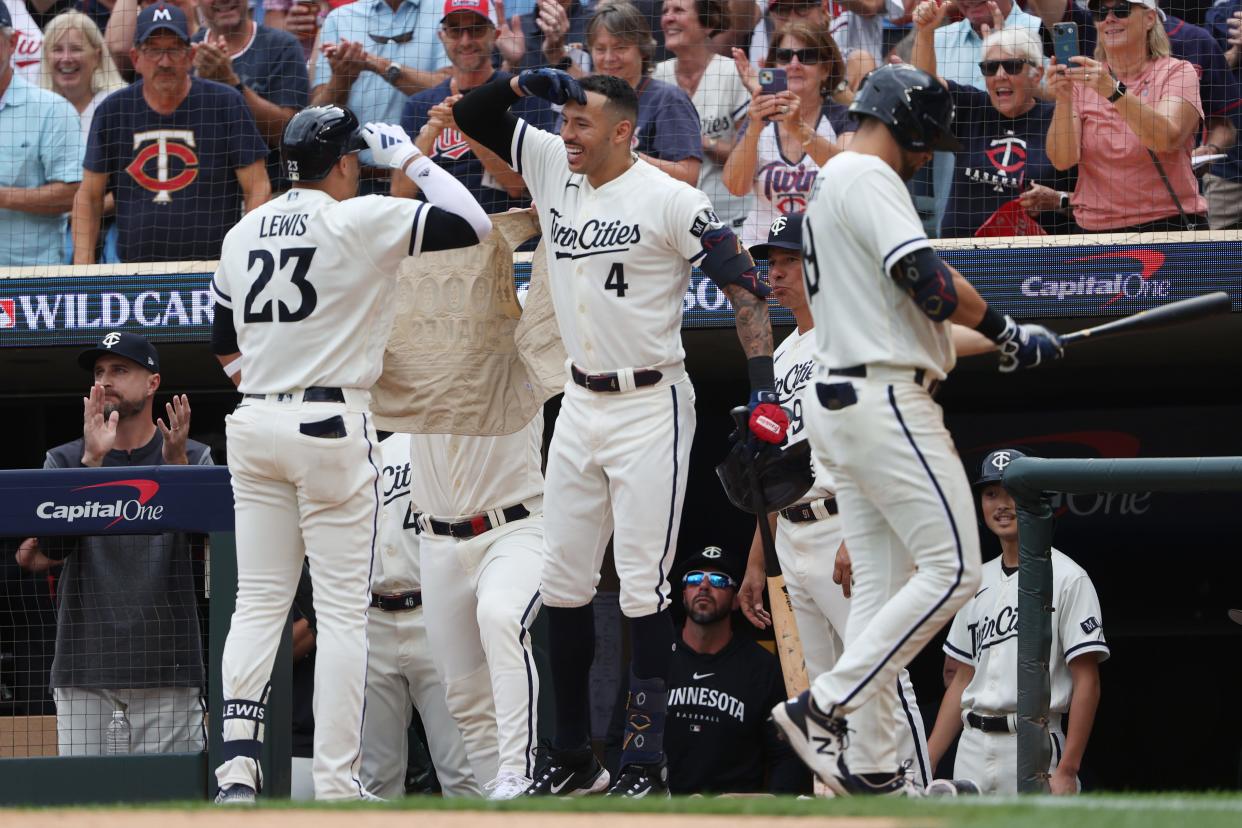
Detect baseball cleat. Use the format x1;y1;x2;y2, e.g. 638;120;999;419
523;749;610;796
925;778;982;796
485;772;534;800
605;762;670;798
213;783;257;805
770;690;852;795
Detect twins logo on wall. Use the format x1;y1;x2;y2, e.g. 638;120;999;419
126;130;200;204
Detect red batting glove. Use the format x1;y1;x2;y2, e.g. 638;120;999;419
749;402;788;445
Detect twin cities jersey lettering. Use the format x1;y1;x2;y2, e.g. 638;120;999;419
511;117;719;373
802;152;956;379
772;327;835;504
210;188;428;393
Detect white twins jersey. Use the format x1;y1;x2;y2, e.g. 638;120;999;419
802;152;955;379
373;432;421;594
944;549;1109;715
211;188;429;393
512;119;716;373
409;415;544;519
772;326;835;503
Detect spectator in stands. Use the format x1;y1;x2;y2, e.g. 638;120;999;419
933;0;1043;87
1206;0;1240;68
725;22;853;247
72;4;270;263
748;0;890;88
14;331;211;756
504;0;665;72
106;0;200;74
911;1;1074;236
264;0;324;59
193;0;310;189
40;11;128;142
2;0;44;82
399;0;554;211
653;0;754;228
607;545;808;795
0;3;83;266
1046;0;1207;231
583;1;702;185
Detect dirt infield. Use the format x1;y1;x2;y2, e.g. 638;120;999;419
5;811;912;828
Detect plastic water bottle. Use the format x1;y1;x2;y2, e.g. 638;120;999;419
105;708;131;755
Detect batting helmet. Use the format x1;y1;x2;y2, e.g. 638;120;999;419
281;105;365;183
849;64;961;152
716;439;814;514
972;448;1027;491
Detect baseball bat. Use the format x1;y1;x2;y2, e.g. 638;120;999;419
731;407;809;698
1060;291;1230;346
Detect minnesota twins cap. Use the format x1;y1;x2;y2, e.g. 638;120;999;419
440;0;499;25
78;331;161;373
0;2;12;29
748;212;804;262
135;4;191;45
972;448;1027;490
678;545;743;586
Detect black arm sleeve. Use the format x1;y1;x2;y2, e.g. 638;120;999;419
211;303;239;355
421;207;486;253
452;77;523;165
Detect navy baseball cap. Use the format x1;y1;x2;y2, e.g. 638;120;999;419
679;545;743;587
78;331;161;373
0;3;12;29
135;4;191;45
749;212;804;261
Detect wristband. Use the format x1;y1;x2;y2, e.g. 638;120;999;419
223;358;243;378
747;355;776;396
974;305;1008;342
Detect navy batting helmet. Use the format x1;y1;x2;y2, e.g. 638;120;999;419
972;448;1027;491
281;105;365;183
849;64;961;152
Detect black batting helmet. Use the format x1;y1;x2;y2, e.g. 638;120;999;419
849;64;961;152
281;105;365;183
972;448;1027;491
716;439;814;514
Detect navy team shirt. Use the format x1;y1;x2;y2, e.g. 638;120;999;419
84;78;268;262
403;72;556;213
939;82;1074;237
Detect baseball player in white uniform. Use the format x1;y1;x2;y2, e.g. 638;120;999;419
737;212;932;789
927;448;1107;796
361;431;479;799
453;68;783;797
769;65;1063;796
411;417;546;799
209;105;491;802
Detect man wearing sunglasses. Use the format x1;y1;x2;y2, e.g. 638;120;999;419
631;545;806;795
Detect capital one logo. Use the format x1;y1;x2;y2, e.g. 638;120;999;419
36;479;163;529
126;130;199;203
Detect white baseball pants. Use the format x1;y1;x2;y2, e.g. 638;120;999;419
954;717;1074;794
805;374;981;776
217;391;380;800
361;604;479;797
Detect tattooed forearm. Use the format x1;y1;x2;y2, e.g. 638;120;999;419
724;284;774;358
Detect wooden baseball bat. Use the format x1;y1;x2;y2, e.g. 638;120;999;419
1060;291;1230;346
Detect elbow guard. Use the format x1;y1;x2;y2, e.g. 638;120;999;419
211;303;239;355
892;247;957;322
700;225;769;299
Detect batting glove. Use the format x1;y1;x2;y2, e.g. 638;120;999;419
361;121;419;170
747;391;789;445
996;315;1064;372
516;68;587;106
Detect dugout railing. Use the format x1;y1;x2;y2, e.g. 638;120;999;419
0;465;292;804
1006;456;1242;794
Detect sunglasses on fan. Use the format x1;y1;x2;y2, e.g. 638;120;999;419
1091;2;1138;20
683;571;736;589
978;58;1032;76
770;47;826;65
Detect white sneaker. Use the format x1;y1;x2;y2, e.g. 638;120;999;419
485;772;534;800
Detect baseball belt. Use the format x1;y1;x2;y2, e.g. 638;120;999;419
370;589;422;612
828;365;939;394
243;386;345;403
418;503;531;539
571;364;663;393
965;712;1015;733
779;496;839;523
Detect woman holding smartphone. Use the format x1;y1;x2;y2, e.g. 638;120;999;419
723;23;852;248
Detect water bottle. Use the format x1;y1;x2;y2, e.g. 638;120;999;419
105;708;131;755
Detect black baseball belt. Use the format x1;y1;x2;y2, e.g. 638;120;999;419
370;589;422;612
243;386;345;403
965;712;1014;733
418;503;531;539
571;364;663;393
829;365;939;393
779;497;839;523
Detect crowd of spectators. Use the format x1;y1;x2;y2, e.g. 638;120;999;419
1;0;1240;268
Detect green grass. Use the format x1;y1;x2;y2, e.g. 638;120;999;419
15;792;1242;828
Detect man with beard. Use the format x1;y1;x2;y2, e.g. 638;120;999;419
15;331;212;755
653;545;807;795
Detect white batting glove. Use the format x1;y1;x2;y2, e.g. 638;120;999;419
361;121;419;170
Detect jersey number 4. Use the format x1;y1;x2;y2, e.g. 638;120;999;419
605;262;629;297
243;247;318;323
